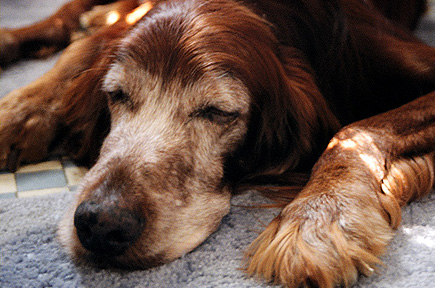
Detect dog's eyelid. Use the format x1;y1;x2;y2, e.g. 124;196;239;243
107;89;130;104
192;105;240;124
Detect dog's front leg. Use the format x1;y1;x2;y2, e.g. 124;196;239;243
0;61;74;171
0;0;117;65
0;91;57;171
0;22;128;171
246;92;435;288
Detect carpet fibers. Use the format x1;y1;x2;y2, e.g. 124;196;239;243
1;191;434;287
1;0;434;287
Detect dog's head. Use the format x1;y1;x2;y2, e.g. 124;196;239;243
59;0;338;268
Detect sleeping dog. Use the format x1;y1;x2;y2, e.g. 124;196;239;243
0;0;434;287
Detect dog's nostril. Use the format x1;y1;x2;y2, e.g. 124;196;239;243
79;225;92;240
107;230;129;244
74;201;144;256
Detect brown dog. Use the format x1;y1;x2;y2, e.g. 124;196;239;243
0;0;434;287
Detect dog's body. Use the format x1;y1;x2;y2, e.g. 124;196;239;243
1;0;434;287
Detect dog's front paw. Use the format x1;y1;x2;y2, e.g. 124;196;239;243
245;186;394;288
0;90;59;171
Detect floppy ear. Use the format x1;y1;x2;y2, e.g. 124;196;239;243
231;46;340;184
57;24;130;166
61;58;111;166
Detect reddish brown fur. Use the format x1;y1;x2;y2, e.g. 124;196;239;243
0;0;434;287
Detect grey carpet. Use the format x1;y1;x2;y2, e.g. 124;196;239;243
1;0;435;287
1;191;434;288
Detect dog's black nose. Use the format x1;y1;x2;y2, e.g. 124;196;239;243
74;201;144;256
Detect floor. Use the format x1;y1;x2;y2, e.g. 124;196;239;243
0;156;87;199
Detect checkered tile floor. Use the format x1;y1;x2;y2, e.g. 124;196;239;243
0;156;88;199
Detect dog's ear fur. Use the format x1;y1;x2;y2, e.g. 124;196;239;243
58;24;131;165
231;46;341;184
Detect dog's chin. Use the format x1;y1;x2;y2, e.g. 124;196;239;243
61;246;167;270
58;218;223;270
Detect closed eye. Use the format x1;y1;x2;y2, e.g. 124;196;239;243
191;106;240;125
107;89;128;102
107;89;133;107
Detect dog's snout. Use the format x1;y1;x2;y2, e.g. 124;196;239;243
74;201;144;256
